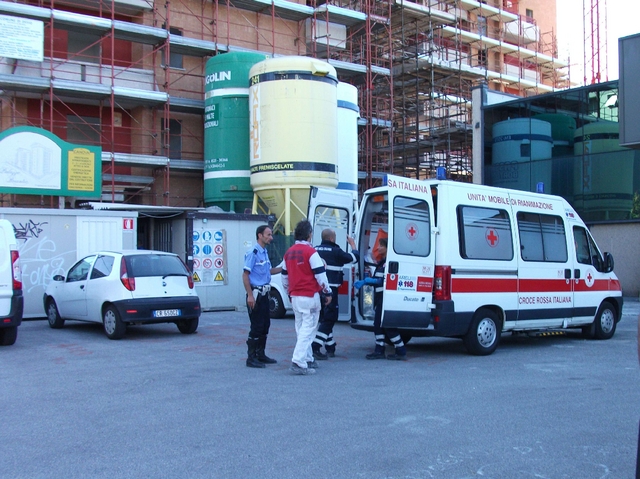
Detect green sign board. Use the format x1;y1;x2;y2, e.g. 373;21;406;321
0;126;101;197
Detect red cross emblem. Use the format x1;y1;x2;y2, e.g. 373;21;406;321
486;228;499;247
406;223;418;241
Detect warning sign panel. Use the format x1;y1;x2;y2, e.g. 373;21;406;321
192;222;227;285
193;272;201;282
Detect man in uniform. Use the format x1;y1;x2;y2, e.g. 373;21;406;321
242;225;281;368
312;228;359;359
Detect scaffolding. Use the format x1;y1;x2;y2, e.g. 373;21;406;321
0;0;568;207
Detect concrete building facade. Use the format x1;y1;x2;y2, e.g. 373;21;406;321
0;0;566;208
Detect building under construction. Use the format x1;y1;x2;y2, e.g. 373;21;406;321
0;0;567;208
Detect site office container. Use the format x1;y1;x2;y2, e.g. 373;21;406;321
345;175;622;355
0;208;137;319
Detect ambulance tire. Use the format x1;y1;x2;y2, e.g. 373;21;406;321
269;290;286;319
592;301;617;340
463;308;501;356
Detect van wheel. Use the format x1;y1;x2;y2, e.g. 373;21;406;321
46;299;65;329
103;305;126;340
176;317;199;334
463;308;501;356
593;301;616;340
0;326;17;346
269;290;286;319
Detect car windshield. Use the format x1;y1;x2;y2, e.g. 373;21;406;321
124;254;187;278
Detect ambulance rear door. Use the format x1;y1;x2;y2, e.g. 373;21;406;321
308;187;356;321
381;176;436;329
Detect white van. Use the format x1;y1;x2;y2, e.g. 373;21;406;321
0;219;23;346
323;175;623;355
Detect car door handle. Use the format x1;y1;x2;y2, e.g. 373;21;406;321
564;269;571;279
574;269;580;279
80;284;85;289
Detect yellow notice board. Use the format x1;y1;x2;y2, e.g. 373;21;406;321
67;148;95;191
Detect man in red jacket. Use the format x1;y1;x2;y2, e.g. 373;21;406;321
282;220;332;375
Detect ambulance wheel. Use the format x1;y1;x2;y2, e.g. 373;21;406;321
269;290;286;319
463;308;501;356
592;301;616;340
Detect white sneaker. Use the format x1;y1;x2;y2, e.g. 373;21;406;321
289;363;316;375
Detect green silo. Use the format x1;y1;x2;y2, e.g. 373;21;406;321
204;52;267;212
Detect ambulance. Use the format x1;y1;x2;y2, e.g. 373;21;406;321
311;174;623;355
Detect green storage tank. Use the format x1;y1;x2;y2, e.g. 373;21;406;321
204;52;267;212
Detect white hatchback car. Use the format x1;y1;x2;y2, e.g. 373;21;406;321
43;250;201;339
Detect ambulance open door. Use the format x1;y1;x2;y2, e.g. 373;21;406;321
382;180;436;329
307;187;356;321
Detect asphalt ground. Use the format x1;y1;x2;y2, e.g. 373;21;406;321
1;299;639;479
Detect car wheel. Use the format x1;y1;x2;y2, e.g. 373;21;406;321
46;299;65;329
103;305;126;340
0;326;17;346
463;308;501;356
593;301;617;340
269;290;286;319
176;317;199;334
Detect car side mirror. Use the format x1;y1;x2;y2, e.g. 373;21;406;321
52;275;65;282
603;252;614;273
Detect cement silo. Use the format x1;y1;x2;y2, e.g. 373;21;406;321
337;82;359;198
533;113;576;198
573;121;634;220
249;56;339;234
491;118;553;192
204;52;267;212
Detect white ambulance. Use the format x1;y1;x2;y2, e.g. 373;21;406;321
321;174;623;355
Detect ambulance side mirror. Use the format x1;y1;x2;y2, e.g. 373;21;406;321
603;252;614;273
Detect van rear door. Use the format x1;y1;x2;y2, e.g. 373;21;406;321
307;187;355;321
382;176;435;329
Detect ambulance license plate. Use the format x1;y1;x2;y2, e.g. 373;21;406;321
153;309;181;318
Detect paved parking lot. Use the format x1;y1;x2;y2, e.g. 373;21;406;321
2;300;639;478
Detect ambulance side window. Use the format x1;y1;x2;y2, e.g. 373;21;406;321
458;206;513;260
393;196;430;257
517;212;567;262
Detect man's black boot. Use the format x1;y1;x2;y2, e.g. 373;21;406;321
366;344;386;360
246;339;266;368
256;335;277;364
312;343;328;360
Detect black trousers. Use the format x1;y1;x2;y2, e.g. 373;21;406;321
317;286;339;335
373;297;399;340
247;292;270;339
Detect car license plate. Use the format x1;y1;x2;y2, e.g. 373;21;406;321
153;309;181;318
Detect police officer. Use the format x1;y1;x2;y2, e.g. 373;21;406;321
242;225;281;368
312;228;359;360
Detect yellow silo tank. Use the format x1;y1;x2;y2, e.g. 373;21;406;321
249;56;338;234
